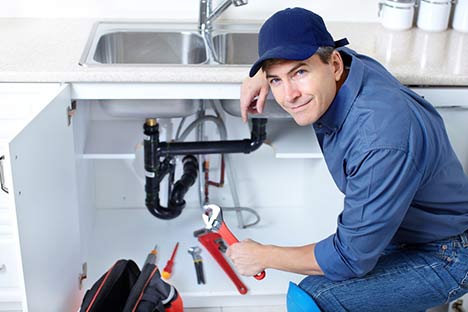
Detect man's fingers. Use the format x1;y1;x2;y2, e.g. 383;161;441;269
256;87;269;114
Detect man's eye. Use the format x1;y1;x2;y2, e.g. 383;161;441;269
296;69;305;77
269;78;280;85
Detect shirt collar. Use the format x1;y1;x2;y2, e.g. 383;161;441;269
313;48;365;134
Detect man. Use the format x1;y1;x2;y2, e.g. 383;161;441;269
226;7;468;311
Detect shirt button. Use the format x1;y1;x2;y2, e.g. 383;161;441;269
317;123;322;128
442;244;448;250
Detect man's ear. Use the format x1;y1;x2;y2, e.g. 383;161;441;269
331;50;344;82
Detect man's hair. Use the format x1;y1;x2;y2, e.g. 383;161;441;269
261;46;335;72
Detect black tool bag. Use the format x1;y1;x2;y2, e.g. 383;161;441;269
80;259;183;312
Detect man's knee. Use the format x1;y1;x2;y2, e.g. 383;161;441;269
298;275;334;299
297;275;350;312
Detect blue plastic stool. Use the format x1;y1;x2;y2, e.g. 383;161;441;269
287;282;322;312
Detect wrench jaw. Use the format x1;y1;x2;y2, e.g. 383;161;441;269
202;204;223;231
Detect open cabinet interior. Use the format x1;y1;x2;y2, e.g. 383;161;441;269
70;99;344;309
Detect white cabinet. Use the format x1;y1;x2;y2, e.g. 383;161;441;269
0;83;81;312
1;83;468;312
0;83;60;312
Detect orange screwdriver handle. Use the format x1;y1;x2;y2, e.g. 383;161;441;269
163;242;179;279
218;222;266;280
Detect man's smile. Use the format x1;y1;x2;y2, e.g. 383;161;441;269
289;98;312;112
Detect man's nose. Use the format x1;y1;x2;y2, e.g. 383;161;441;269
284;81;300;103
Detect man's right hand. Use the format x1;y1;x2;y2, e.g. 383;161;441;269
240;70;270;123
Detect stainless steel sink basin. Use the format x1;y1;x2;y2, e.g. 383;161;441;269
93;31;207;65
79;22;208;66
212;32;259;64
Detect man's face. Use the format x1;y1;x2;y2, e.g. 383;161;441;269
265;51;343;126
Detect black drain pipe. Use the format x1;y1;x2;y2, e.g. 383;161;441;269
144;118;267;220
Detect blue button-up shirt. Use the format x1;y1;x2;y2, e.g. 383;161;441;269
314;47;468;281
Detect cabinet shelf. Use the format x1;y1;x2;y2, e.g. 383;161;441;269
83;120;143;159
82;119;323;159
265;119;323;159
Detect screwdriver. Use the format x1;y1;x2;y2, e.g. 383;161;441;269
162;242;179;279
143;244;158;266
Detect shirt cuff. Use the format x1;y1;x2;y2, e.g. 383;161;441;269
315;234;356;281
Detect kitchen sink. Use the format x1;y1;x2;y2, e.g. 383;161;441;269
79;22;209;66
79;22;263;66
93;31;207;65
212;32;259;65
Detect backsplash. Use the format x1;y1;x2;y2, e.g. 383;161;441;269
1;0;378;22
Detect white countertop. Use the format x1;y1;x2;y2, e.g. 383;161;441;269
1;18;468;85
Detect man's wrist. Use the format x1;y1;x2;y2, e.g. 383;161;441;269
259;244;276;270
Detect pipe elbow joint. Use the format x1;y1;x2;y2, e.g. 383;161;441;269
248;118;268;152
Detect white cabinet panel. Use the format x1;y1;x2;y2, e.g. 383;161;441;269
0;238;21;289
9;84;83;312
0;288;22;312
0;210;13;237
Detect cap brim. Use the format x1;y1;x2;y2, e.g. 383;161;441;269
249;44;319;77
248;38;349;77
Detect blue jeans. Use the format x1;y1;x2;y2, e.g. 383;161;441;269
299;231;468;312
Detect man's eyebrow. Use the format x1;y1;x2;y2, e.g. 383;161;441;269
265;62;308;79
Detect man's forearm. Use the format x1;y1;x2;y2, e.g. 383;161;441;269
262;243;324;276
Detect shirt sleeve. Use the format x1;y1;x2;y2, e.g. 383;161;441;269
314;148;423;281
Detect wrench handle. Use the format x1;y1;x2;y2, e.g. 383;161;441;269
198;232;248;295
218;222;266;280
254;270;266;280
218;222;239;245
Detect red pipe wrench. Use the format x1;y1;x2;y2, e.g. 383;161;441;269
196;231;248;295
202;204;266;280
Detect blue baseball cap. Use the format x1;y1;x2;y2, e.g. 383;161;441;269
249;7;349;77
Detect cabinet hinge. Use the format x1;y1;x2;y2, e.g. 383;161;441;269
79;262;87;290
67;101;77;127
0;155;9;194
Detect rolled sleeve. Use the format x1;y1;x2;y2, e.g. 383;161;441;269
315;148;422;281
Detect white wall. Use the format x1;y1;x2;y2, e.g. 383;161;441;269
1;0;380;22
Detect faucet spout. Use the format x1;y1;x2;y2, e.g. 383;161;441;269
199;0;248;33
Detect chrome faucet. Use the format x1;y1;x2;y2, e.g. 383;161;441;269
199;0;248;63
199;0;248;33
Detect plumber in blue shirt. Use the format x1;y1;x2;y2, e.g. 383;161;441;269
226;7;468;311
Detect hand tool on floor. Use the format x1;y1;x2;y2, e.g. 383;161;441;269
202;203;266;280
195;230;248;294
162;242;179;279
143;244;158;266
188;246;205;285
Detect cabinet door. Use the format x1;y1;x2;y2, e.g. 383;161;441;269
8;84;83;312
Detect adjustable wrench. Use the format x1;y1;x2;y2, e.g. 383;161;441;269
196;230;248;294
202;203;266;280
